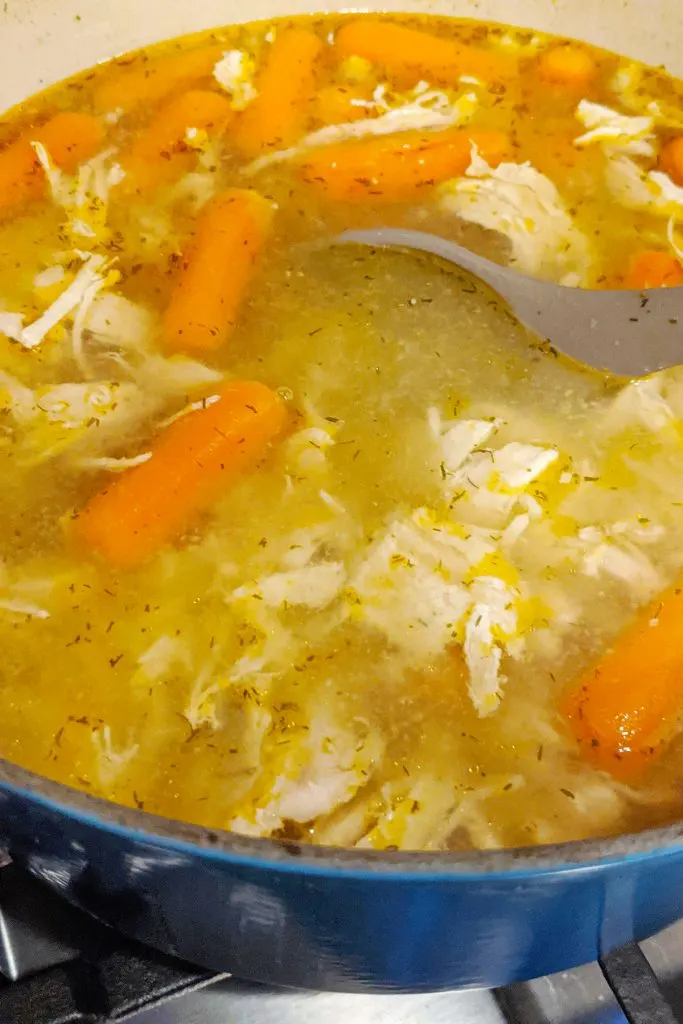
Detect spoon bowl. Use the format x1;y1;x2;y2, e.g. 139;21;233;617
335;228;683;378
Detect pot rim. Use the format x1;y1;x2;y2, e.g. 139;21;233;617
2;756;682;876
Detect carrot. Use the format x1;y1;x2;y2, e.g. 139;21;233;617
658;136;683;187
334;19;512;87
233;28;324;156
121;90;233;190
162;188;274;355
624;250;683;290
536;45;597;90
314;84;376;126
298;127;510;203
0;112;105;214
93;45;223;115
562;580;683;779
73;380;287;569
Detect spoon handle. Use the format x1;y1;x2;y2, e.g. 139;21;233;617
335;227;531;304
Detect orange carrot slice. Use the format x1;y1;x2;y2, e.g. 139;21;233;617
536;45;597;90
562;580;683;779
72;380;287;569
162;188;274;355
314;84;376;126
233;28;324;156
0;112;105;214
334;19;512;87
624;251;683;290
93;45;223;114
122;90;233;190
298;127;510;203
659;136;683;187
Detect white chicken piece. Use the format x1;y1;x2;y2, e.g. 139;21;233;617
91;725;139;788
0;377;150;463
546;515;665;604
347;510;491;661
183;653;274;733
276;521;346;571
604;152;683;220
297;85;477;146
602;375;678;435
83;292;155;353
134;634;193;685
0;252;113;350
573;100;655;157
284;401;342;476
228;708;383;837
232;562;347;610
0;558;57;620
439;150;591;285
582;542;662;597
356;775;462;850
286;426;338;475
464;575;520;715
318;770;525;850
611;63;683;131
564;524;664;599
493;32;544;55
0;343;222;465
428;406;500;477
225;520;354;700
242;84;478;175
213;50;258;110
32;144;125;245
447;440;559;530
568;87;683;225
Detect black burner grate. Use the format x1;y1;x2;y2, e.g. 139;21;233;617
496;942;682;1024
0;862;223;1023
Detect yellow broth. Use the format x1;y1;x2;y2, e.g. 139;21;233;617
0;14;682;849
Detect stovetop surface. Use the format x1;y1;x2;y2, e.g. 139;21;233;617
0;858;681;1024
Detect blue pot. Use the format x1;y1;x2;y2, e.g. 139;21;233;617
0;759;681;992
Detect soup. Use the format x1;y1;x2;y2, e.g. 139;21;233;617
1;12;683;852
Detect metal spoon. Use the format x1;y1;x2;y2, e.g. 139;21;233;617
335;228;683;378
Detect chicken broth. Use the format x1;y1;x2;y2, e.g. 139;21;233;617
1;13;683;850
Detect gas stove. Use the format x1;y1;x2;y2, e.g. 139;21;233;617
0;859;680;1024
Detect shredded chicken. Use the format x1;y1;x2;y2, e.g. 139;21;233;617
242;83;478;175
213;49;258;110
440;150;592;285
573;99;655;156
229;707;383;837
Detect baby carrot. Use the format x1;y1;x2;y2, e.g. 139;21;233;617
121;90;233;190
314;84;376;126
334;19;512;87
233;28;324;156
658;136;683;187
562;580;683;779
624;251;683;290
162;188;274;355
0;112;105;214
536;45;597;90
93;45;223;114
72;380;288;569
298;127;510;203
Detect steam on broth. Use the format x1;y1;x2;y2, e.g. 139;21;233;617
1;12;683;850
